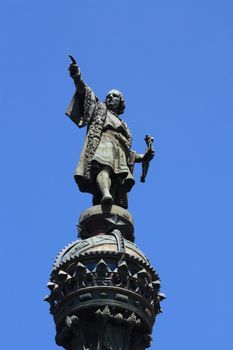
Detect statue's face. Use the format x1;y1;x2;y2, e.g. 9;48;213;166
105;90;122;114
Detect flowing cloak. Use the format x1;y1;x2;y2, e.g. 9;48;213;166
65;82;136;196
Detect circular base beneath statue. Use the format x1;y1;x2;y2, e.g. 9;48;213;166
47;235;162;350
78;205;134;242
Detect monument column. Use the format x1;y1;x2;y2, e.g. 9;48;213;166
45;56;165;349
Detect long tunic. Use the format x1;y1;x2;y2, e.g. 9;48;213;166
66;82;135;197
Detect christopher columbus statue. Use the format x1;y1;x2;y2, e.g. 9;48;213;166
66;56;154;209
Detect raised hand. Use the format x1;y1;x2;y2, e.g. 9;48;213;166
68;55;81;78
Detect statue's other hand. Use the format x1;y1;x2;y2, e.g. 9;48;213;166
144;148;155;161
69;62;80;78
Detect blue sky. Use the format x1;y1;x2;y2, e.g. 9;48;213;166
1;1;233;349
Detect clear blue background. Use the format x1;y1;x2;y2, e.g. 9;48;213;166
1;1;232;349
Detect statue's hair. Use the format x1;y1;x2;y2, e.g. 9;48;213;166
106;90;126;115
118;93;126;115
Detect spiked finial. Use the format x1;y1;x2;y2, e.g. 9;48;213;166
95;259;109;278
58;270;68;281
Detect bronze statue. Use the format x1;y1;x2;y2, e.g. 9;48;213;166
46;57;164;350
66;55;154;209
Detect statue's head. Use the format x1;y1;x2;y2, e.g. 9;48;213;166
105;89;125;115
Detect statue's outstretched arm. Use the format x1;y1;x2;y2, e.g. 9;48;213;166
66;56;97;128
68;56;86;96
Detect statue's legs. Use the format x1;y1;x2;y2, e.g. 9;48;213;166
96;167;113;205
